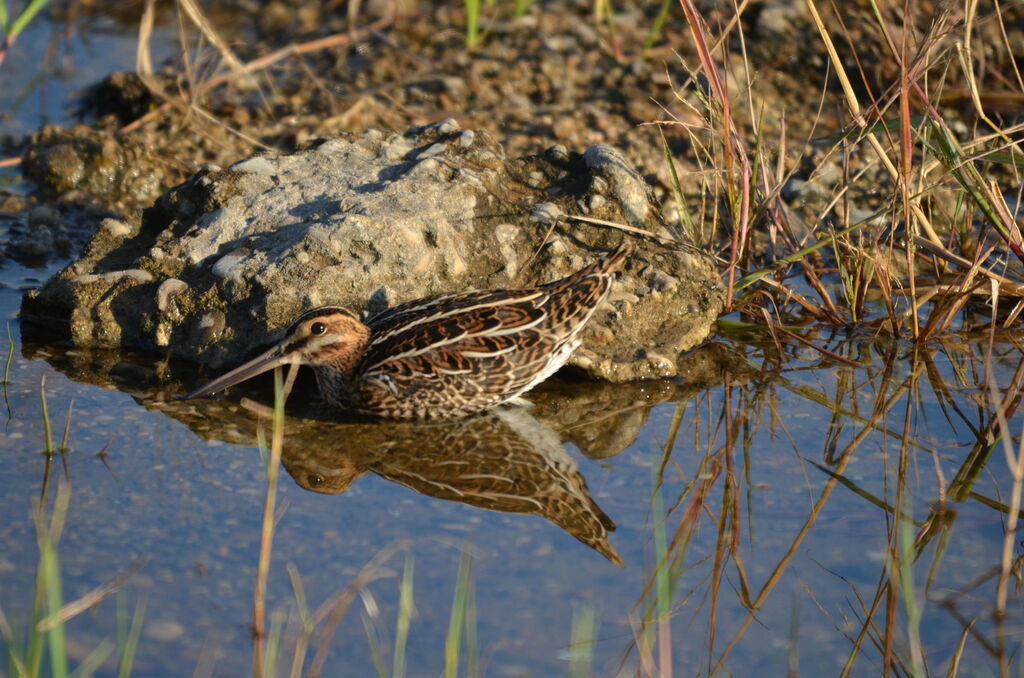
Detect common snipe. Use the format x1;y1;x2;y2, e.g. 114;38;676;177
184;244;630;419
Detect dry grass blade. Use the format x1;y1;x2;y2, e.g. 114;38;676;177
136;0;156;79
912;236;1024;296
770;325;865;369
176;0;246;78
253;368;288;678
120;15;401;135
307;541;409;678
35;559;147;632
945;618;975;677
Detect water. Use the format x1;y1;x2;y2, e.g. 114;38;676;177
2;246;1023;675
0;5;178;137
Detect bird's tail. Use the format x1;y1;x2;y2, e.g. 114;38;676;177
551;242;632;290
596;242;631;274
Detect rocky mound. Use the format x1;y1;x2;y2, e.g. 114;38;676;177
21;120;724;382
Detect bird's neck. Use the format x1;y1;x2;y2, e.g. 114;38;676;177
312;327;370;407
312;363;359;408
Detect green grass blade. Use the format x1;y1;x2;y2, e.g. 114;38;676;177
733;212;883;291
40;375;53;455
69;640;114;678
263;608;285;678
974;150;1024;167
40;492;69;678
569;605;598;678
3;321;13;383
0;604;30;677
360;609;387;678
392;556;414;678
3;321;12;419
7;0;50;39
27;556;45;675
660;130;696;243
643;0;672;51
464;0;479;48
464;576;477;678
117;597;145;678
444;546;473;678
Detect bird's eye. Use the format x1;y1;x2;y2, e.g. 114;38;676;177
307;473;325;488
311;322;327;335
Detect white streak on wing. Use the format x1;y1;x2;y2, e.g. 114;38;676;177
436;367;473;376
480;313;547;337
365;374;400;395
370;290;548;342
459;344;519;359
394;475;469;498
373;312;547;364
461;473;515;484
470;492;544;510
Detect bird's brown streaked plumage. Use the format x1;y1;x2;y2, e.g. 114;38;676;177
184;244;630;419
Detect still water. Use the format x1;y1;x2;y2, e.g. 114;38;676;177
2;251;1023;676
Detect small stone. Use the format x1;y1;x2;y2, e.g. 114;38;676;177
419;143;448;160
101;218;133;237
211;250;249;280
156;278;188;312
197;312;226;343
231;156;277;175
531;202;562;224
458;130;475;148
435;118;461;134
643;266;680;293
546;144;569;161
781;177;807;201
552;117;577;140
366;287;392;316
74;269;153;285
28;205;60;228
145;620;185;642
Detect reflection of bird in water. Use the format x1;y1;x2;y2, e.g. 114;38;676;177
281;408;624;566
184;245;629;419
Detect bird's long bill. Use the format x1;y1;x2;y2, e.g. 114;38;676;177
182;343;292;400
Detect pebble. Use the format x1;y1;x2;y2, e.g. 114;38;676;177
144;620;185;642
211;250;249;280
197;312;226;343
419;142;449;160
531;202;562;224
231;156;277;175
101;218;133;237
74;269;153;285
157;278;188;312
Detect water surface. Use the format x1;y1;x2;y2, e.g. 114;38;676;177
2;251;1023;676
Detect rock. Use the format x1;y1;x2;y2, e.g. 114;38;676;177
78;72;157;126
21;121;725;382
21;125;168;209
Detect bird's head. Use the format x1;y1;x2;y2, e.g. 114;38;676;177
183;307;370;400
